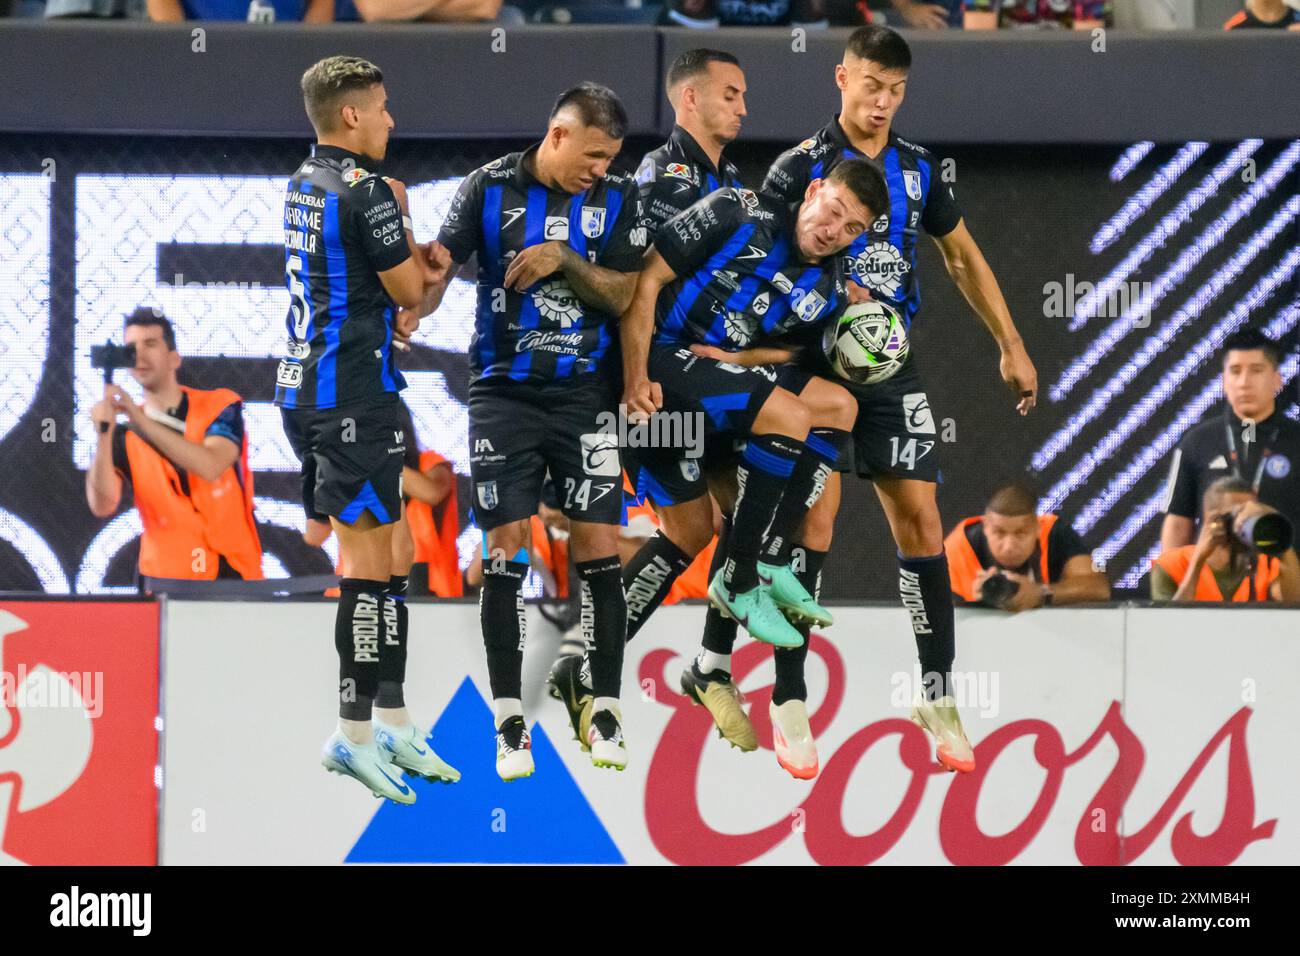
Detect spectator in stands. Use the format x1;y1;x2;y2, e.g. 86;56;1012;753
1151;477;1300;602
1160;329;1300;552
664;0;828;28
964;0;1108;29
145;0;332;20
945;481;1110;610
1223;0;1300;29
86;307;264;584
45;0;145;18
333;0;503;21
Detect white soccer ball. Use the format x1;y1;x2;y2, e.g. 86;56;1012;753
822;301;909;385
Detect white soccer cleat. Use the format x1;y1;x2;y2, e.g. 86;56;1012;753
587;705;628;771
495;715;535;782
911;695;976;773
321;730;416;805
374;720;461;784
769;699;819;780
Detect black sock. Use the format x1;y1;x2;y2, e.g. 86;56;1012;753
899;552;956;701
726;434;803;593
762;428;846;565
336;578;386;721
481;558;529;701
579;556;627;698
701;514;738;657
624;531;692;643
772;546;828;706
377;574;408;708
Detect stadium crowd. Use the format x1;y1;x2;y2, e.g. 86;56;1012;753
6;0;1300;30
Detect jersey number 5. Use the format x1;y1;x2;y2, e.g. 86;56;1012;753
287;254;310;339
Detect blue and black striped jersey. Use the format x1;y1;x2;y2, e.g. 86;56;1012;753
275;144;410;411
652;187;848;350
762;117;961;328
436;144;648;386
635;125;742;242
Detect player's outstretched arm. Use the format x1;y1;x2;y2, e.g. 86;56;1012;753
621;250;676;420
932;219;1037;415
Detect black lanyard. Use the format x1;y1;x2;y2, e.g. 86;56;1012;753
1223;414;1276;493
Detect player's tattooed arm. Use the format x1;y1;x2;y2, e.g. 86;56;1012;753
502;241;637;316
620;251;677;421
931;219;1037;415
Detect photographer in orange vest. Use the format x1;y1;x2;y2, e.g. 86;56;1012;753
944;481;1109;610
1151;476;1300;602
85;308;263;582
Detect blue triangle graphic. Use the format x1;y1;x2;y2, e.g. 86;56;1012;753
345;676;625;864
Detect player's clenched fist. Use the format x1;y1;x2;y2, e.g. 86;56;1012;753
622;377;662;423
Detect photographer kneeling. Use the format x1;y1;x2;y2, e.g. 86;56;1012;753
85;308;263;583
945;481;1110;610
1151;476;1300;603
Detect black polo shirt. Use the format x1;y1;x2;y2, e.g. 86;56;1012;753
1161;405;1300;524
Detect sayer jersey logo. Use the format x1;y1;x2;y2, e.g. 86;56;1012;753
0;603;159;864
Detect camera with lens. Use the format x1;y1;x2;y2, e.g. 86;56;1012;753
979;570;1020;609
1217;506;1294;557
90;340;137;381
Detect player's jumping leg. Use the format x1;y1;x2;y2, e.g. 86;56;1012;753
875;476;974;773
708;388;810;647
570;520;629;770
481;518;535;781
624;495;715;642
320;512;415;805
371;507;461;784
757;377;855;627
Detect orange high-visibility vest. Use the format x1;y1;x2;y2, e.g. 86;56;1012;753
1151;545;1279;601
406;450;463;597
943;514;1057;602
123;386;263;580
665;537;715;604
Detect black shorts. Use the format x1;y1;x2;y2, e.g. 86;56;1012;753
623;432;741;508
468;376;625;530
626;346;780;507
838;355;942;483
281;393;406;526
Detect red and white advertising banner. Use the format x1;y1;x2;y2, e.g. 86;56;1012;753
0;600;159;865
160;601;1295;865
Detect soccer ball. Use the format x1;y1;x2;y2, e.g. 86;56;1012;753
822;301;909;385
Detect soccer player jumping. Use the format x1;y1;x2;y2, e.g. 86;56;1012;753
427;85;648;779
759;25;1039;774
620;162;889;664
278;56;459;805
